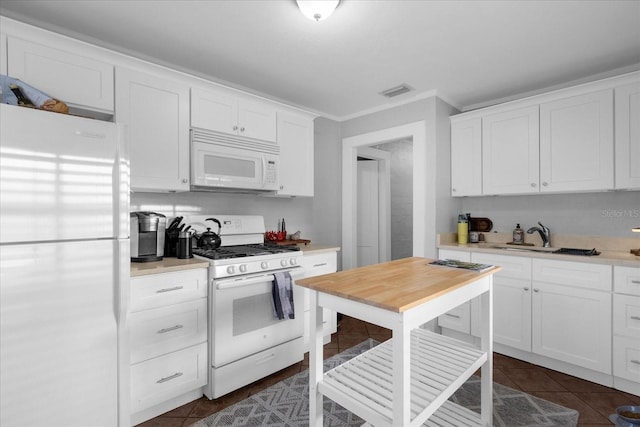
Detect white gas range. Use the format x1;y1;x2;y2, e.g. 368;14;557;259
184;215;305;399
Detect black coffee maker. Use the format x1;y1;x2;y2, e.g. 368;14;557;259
130;212;166;262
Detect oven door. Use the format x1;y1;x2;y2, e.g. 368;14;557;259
211;268;304;367
191;136;278;191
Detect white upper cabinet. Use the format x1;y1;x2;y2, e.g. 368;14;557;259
482;106;539;195
450;72;637;196
450;118;482;196
539;89;614;192
7;37;114;114
615;82;640;190
276;111;315;197
191;86;277;143
116;67;190;192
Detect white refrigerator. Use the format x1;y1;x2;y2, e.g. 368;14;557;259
0;104;130;426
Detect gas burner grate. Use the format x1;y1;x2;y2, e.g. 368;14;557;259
193;244;300;260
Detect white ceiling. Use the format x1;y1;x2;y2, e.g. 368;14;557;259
1;0;639;120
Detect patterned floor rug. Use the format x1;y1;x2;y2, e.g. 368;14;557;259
190;339;579;427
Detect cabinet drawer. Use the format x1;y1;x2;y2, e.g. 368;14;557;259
532;259;611;291
303;252;338;278
614;266;640;296
130;298;208;364
7;37;114;112
613;294;640;338
472;253;532;280
130;342;207;414
210;337;302;399
131;269;208;311
438;249;470;262
437;302;471;334
613;336;640;383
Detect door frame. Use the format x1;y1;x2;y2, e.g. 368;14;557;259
342;121;427;270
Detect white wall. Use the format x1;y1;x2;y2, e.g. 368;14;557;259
374;139;413;260
460;191;639;238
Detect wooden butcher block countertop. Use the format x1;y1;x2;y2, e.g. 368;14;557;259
296;256;500;313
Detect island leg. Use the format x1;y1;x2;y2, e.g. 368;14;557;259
309;291;324;427
392;321;411;426
480;278;494;426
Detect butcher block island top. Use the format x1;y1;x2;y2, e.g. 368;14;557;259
300;256;499;427
296;256;501;313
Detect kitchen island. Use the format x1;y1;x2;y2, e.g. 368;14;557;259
296;257;500;427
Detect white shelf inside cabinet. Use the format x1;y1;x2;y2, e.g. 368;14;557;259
320;329;486;427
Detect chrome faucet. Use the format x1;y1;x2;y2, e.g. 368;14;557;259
527;222;551;247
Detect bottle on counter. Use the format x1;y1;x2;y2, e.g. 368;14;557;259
457;214;469;245
513;223;524;244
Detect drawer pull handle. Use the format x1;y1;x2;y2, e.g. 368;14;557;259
630;316;640;321
157;324;184;334
313;263;328;268
445;313;461;319
255;353;275;366
631;360;640;365
156;372;183;384
632;280;640;284
156;286;184;293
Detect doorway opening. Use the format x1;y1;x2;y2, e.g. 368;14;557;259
342;121;427;271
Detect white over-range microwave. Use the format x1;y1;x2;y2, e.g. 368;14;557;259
191;129;279;192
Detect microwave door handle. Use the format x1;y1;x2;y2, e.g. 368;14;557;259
261;156;267;188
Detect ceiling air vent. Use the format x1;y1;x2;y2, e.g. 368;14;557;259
380;84;413;98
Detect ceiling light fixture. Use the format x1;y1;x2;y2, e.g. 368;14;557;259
296;0;339;22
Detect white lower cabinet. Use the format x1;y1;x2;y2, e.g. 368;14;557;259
439;248;624;390
130;268;208;425
301;250;338;348
613;266;640;394
471;253;532;352
531;279;611;374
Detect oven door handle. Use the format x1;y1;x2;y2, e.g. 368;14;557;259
216;269;304;290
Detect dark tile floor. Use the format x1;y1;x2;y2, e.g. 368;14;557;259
140;315;639;427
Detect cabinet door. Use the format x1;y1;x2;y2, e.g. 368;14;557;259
276;112;314;196
450;118;482;196
238;98;277;142
482;106;539;195
191;86;238;135
540;89;614;192
471;253;532;350
615;82;640;190
532;282;611;374
7;37;114;113
116;67;190;192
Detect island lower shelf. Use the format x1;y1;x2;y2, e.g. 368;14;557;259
319;328;488;427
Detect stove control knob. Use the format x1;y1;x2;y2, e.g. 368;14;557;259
261;261;269;270
239;264;247;273
289;258;297;266
226;266;235;275
280;259;288;267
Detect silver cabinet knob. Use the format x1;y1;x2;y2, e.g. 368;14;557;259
452;188;457;192
240;127;245;132
233;125;238;131
531;183;537;188
182;178;188;184
524;287;529;291
542;182;549;187
533;288;540;292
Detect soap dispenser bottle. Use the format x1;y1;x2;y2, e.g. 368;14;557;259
513;224;524;244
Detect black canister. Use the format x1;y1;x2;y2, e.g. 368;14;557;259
177;231;193;259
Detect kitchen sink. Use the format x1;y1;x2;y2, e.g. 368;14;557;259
487;245;600;256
